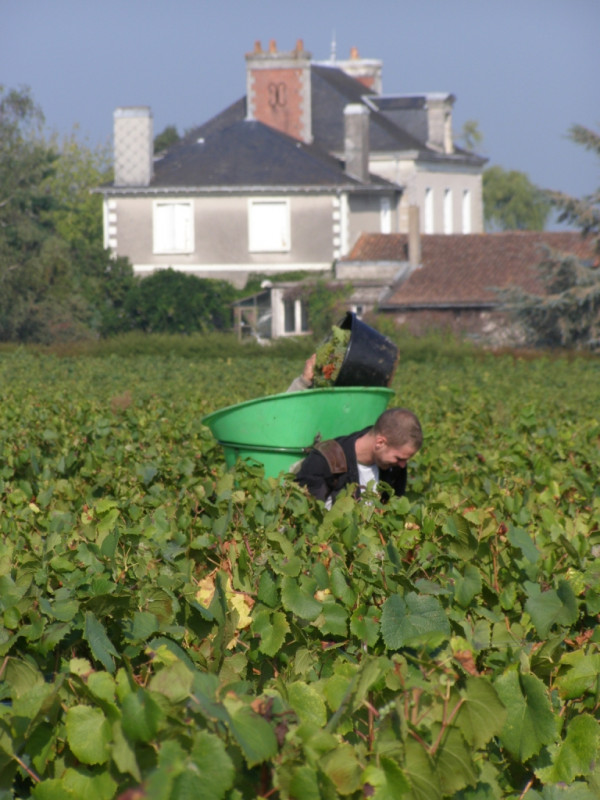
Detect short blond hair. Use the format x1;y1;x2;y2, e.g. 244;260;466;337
373;408;423;450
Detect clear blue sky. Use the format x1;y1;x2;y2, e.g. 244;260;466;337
3;0;598;210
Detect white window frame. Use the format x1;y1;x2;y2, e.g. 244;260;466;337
462;189;472;234
424;187;434;234
444;188;453;234
248;198;291;253
153;200;194;254
380;196;392;233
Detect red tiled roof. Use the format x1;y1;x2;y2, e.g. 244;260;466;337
343;232;597;307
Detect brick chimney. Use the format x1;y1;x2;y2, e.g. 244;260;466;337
113;107;153;187
344;104;370;182
245;39;313;143
335;46;382;93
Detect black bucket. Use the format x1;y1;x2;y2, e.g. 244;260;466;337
334;312;398;387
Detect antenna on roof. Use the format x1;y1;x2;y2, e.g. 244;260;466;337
330;30;336;61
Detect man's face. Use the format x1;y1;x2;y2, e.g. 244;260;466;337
373;436;418;470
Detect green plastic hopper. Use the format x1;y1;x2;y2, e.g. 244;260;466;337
202;387;394;477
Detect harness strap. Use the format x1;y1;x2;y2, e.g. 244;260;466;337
313;439;347;474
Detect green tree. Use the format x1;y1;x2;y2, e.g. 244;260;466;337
497;126;600;349
483;165;551;231
0;85;135;342
154;125;180;153
458;119;483;153
0;85;64;340
306;279;350;338
123;268;236;333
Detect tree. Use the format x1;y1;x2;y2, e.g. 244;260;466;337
483;165;551;231
0;85;135;342
123;268;236;333
154;125;180;153
458;119;483;153
496;126;600;349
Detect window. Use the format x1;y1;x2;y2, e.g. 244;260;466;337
424;188;434;234
444;189;453;234
462;189;472;234
248;199;290;252
284;299;295;333
380;197;392;233
153;201;194;254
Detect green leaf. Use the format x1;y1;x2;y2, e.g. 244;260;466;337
380;592;450;650
149;660;194;703
224;700;278;767
111;721;141;782
456;677;507;749
350;605;381;646
454;564;483;608
434;724;478;795
65;705;111;765
188;730;235;799
281;576;322;621
555;650;600;699
525;581;579;637
507;525;540;562
362;756;410;799
287;681;328;727
288;765;321;800
121;689;165;743
252;608;289;656
315;599;348;637
495;669;557;761
320;741;362;795
535;714;600;784
330;567;356;606
83;611;118;673
403;738;442;800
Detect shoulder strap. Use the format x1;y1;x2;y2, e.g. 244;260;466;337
313;439;347;474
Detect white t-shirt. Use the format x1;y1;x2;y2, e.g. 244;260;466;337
358;462;380;493
324;462;380;510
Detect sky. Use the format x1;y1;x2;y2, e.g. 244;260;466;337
2;0;599;222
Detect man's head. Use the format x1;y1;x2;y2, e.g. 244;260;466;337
372;408;422;469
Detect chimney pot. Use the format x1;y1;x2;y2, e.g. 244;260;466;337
253;40;262;53
350;46;359;59
296;38;304;52
269;39;277;53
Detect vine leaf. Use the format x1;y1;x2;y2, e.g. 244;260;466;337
535;714;600;785
84;612;119;674
494;670;557;761
380;593;450;650
65;705;111;765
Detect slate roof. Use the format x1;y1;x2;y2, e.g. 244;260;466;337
150;119;397;190
152;61;486;190
342;232;598;308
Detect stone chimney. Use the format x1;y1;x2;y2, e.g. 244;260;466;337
245;38;312;143
425;94;455;154
335;46;382;94
113;107;153;187
408;205;421;266
344;104;370;182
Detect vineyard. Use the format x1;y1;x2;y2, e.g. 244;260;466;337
0;345;599;799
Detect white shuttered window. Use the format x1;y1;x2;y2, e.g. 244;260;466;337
248;199;290;252
153;201;194;254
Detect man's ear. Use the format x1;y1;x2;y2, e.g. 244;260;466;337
374;434;387;449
